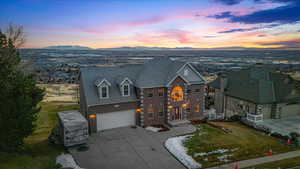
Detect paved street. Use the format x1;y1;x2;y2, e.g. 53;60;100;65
71;125;196;169
207;150;300;169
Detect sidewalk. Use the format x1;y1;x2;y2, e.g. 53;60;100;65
207;150;300;169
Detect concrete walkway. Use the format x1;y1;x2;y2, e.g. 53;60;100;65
207;150;300;169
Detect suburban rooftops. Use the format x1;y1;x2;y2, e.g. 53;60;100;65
208;66;300;104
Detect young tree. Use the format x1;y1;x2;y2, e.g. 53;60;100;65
0;25;44;152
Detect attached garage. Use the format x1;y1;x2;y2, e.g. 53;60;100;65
281;104;300;118
97;109;136;131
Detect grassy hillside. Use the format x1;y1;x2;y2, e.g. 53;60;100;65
0;102;79;169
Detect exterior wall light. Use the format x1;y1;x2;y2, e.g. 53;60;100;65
136;108;141;113
89;114;96;119
168;105;173;109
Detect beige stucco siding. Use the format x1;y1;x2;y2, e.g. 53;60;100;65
225;96;256;118
214;89;223;114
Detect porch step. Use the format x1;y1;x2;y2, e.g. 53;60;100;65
168;120;190;127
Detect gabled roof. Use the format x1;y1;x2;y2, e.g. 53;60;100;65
121;77;133;85
208;66;300;104
94;78;111;87
80;64;141;106
80;57;205;106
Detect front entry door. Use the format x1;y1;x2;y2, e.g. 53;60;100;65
174;107;181;120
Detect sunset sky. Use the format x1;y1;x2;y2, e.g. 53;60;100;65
1;0;300;49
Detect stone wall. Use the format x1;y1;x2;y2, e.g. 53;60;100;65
186;84;205;120
142;87;167;126
257;104;271;120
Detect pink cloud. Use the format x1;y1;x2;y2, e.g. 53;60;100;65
30;15;187;35
134;29;202;45
79;14;195;35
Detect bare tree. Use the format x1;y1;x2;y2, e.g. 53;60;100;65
2;24;39;73
4;24;25;48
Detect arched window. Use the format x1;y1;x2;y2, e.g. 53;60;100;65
171;86;184;101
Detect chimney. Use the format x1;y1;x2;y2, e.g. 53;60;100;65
220;74;228;92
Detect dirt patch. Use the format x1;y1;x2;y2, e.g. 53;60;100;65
38;84;78;103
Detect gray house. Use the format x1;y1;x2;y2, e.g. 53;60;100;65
79;57;206;133
208;65;300;122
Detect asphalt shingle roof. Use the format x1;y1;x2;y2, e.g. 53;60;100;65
208;66;300;104
80;57;206;106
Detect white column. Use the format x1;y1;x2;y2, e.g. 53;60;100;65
140;88;144;127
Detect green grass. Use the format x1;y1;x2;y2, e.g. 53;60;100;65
0;102;79;169
243;156;300;169
185;122;299;168
289;72;300;81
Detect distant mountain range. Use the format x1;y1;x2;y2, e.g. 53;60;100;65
97;46;205;50
42;45;299;50
44;45;92;50
98;46;300;50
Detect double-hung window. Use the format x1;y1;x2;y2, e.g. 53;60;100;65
123;84;130;96
100;86;109;99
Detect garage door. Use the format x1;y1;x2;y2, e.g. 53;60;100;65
281;104;300;118
97;109;135;131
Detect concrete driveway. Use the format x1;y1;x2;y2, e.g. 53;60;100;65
258;115;300;136
71;125;196;169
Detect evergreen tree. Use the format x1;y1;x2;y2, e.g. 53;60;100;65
0;27;44;152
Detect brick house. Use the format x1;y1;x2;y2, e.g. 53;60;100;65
208;65;300;122
79;57;206;133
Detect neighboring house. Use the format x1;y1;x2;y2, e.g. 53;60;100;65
79;57;206;133
208;64;300;122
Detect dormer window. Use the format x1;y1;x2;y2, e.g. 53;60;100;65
95;78;111;99
123;84;130;96
100;85;109;99
119;77;133;97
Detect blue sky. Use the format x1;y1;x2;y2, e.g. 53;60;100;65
1;0;299;48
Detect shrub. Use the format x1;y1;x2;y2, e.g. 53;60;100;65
77;144;89;152
228;115;241;122
271;132;290;140
290;132;300;141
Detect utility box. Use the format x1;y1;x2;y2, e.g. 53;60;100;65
58;110;88;147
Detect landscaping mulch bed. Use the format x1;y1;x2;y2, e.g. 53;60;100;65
208;122;232;133
190;119;207;125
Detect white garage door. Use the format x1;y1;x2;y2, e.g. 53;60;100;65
281;104;300;118
97;109;135;131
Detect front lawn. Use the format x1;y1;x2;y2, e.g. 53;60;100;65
184;122;299;168
0;102;79;169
